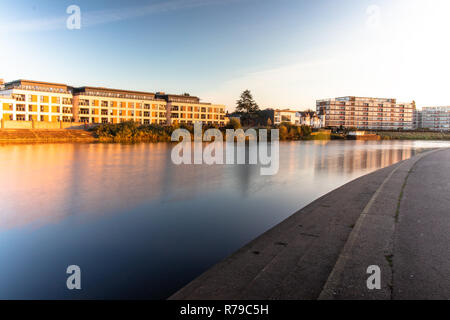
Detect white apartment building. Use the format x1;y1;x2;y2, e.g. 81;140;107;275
0;80;73;122
0;79;227;126
420;106;450;131
273;109;301;125
317;96;415;130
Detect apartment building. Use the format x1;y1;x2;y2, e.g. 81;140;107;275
264;109;322;127
0;80;73;122
156;92;226;126
269;109;301;125
0;79;227;126
316;96;415;130
413;109;422;129
300;111;322;128
420;106;450;131
73;87;167;125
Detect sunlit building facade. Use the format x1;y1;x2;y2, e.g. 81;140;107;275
73;87;167;125
0;80;74;122
0;79;227;126
156;93;226;126
316;96;415;130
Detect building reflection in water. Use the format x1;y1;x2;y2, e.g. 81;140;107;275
0;140;444;232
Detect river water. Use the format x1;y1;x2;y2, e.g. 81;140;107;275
0;140;449;299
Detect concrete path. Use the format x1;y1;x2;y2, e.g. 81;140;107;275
170;148;450;300
393;149;450;299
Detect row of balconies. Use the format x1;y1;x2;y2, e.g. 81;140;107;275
171;106;224;113
5;105;73;113
171;114;224;120
78;108;166;117
12;94;72;104
76;100;225;114
8;114;73;121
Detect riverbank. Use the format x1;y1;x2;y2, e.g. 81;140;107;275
170;148;450;300
377;131;450;140
2;125;450;143
94;121;318;142
0;129;96;143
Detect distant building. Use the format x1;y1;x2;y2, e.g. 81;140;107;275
413;109;422;129
272;109;301;125
420;106;450;131
316;96;415;130
299;111;322;128
263;108;322;127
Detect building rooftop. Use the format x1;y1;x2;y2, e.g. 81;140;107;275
4;79;70;94
74;86;156;96
317;96;397;103
0;78;221;105
274;109;301;113
155;92;200;104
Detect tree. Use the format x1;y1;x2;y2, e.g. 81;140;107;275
228;118;241;130
236;90;259;113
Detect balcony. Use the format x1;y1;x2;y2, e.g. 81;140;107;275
13;94;26;102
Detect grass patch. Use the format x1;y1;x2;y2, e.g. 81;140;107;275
378;131;450;140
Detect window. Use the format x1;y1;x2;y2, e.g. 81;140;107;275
14;94;26;101
79;99;90;106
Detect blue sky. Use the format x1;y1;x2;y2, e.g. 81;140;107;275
1;0;450;110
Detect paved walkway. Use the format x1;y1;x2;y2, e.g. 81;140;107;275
393;148;450;299
170;148;450;300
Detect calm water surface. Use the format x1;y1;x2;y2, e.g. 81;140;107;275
1;140;449;299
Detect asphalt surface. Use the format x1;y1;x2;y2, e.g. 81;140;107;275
393;148;450;299
170;148;450;300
